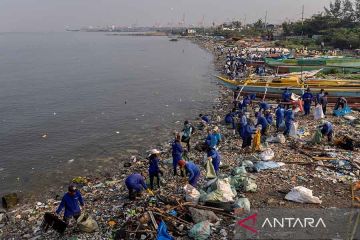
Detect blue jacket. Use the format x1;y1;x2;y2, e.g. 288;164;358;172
148;156;160;174
225;112;235;124
302;92;313;104
201;115;210;123
206;133;221;149
125;173;147;190
316;93;324;103
259;102;270;111
265;113;273;125
207;149;221;172
239;115;247;126
276;107;285;122
284;109;294;123
56;190;84;217
172;140;183;162
321;122;333;135
185;162;200;180
282;90;291;102
256;116;269;129
243;124;256;138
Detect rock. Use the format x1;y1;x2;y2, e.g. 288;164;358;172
2;193;18;209
189;207;220;224
22;234;31;239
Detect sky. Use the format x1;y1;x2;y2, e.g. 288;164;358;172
0;0;332;32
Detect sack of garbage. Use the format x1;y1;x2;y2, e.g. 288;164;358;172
189;207;220;224
205;178;236;202
314;105;324;120
184;184;201;204
243;177;257;192
233;198;251;213
157;221;174;240
285;186;322;204
260;148;274;161
77;213;99;233
189;221;211;240
252;129;261;151
206;158;217;179
289;122;298;138
311;129;323;144
254;161;285;172
232;166;247;175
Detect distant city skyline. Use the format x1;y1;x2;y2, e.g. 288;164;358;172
0;0;332;32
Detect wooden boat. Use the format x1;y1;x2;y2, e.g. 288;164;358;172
216;75;360;103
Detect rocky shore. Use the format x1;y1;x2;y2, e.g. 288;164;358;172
1;37;360;240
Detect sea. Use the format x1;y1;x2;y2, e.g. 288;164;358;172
0;32;218;196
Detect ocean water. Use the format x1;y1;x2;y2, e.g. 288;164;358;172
0;32;217;196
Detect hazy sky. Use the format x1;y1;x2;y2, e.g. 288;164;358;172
0;0;332;32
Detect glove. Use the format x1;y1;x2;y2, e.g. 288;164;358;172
147;189;154;196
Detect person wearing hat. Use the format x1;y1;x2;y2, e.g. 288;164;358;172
125;173;150;200
172;134;183;176
148;149;162;190
55;184;84;224
302;88;314;116
259;101;270;114
178;160;200;187
205;126;222;150
255;112;270;136
282;88;292;103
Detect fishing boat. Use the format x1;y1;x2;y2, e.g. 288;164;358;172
216;75;360;103
265;57;360;74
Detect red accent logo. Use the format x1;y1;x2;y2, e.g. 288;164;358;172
237;213;258;233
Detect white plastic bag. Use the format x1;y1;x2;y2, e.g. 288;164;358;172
314;105;325;120
184;184;201;204
285;186;322;204
77;213;99;233
289;122;298;138
260;148;275;161
205;178;236;202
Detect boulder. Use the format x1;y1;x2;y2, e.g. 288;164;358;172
189;207;220;224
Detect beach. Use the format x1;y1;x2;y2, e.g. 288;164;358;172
1;36;360;239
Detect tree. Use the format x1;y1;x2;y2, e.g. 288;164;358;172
355;0;360;22
325;0;342;18
342;0;354;22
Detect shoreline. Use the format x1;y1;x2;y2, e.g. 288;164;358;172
1;37;360;239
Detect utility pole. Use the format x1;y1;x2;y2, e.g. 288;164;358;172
264;11;268;29
301;5;305;37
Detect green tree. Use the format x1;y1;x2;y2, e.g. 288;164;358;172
325;0;342;18
355;0;360;22
342;0;355;22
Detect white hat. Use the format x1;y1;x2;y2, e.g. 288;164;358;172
150;149;160;155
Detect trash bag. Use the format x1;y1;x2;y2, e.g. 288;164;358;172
206;158;217;179
285;186;322;204
184;184;201;204
189;221;211;240
233;198;251;213
232;166;247;175
230;174;246;189
311;129;323;144
277;134;286;144
289;122;298;138
333;105;352;117
254;161;285;172
243;177;257;192
252;129;261;151
205;178;236;202
259;148;274;161
77;213;99;233
156;221;174;240
314;105;324;120
189;207;220;224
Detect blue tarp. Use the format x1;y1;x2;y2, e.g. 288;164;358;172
333;105;352;117
156;221;174;240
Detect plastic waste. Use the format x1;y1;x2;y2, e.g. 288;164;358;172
252;129;261;151
189;221;211;240
311;129;323;144
289;122;298;138
333;105;352;117
205;178;236;202
254;161;285;172
243;177;257;192
156;221;174;240
77;213;99;233
233;198;251;212
285;186;322;204
189;207;220;224
184;184;201;204
259;148;275;161
206;158;217;179
314;105;325;120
